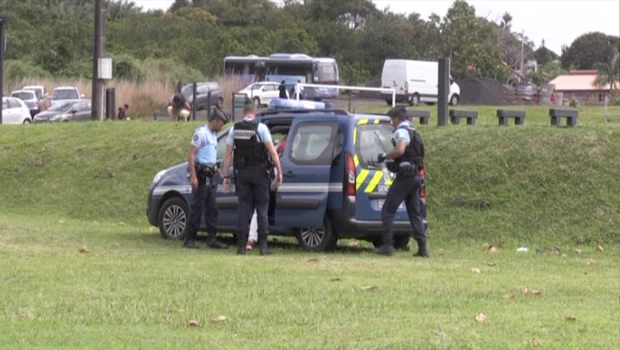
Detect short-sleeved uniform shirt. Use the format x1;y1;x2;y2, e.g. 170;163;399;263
225;116;272;145
393;120;412;146
191;125;217;166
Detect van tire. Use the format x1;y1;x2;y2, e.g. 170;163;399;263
450;94;459;106
252;97;261;107
295;216;337;252
385;99;392;106
158;197;188;240
409;94;420;106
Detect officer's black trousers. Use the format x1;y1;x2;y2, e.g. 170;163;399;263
381;174;426;246
184;171;218;244
235;164;270;244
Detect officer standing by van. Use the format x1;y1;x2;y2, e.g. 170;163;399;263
183;109;229;250
375;106;429;257
222;103;282;255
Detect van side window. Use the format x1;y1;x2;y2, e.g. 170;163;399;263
290;122;337;165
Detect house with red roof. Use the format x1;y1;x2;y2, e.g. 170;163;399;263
548;70;615;105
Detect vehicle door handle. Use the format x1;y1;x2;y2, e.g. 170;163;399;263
284;171;296;178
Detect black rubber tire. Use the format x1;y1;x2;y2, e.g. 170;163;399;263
450;94;459;106
158;197;189;240
253;97;260;107
295;216;338;252
23;118;32;124
385;99;392;106
216;97;224;109
409;94;420;106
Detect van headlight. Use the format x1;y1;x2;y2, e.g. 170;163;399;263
152;170;166;184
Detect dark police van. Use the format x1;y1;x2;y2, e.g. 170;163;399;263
147;107;427;251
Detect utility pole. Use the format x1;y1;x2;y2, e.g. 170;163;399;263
91;0;106;120
0;16;7;125
519;29;525;77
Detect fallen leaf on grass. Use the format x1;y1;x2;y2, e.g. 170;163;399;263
471;267;482;274
361;285;378;292
587;259;594;266
575;249;582;255
307;258;318;263
564;316;576;322
118;222;126;226
502;294;515;300
474;312;486;322
113;243;120;248
79;246;89;253
438;251;445;259
59;220;65;224
18;311;34;319
330;277;342;282
532;338;542;347
489;246;498;253
560;253;567;258
597;245;604;253
187;320;199;327
523;287;541;295
212;316;227;324
431;329;443;336
481;243;490;250
148;226;156;233
346;241;360;248
487;262;497;267
166;308;185;314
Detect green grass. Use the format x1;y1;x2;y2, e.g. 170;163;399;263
0;105;619;349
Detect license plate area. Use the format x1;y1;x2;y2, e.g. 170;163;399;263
372;199;404;211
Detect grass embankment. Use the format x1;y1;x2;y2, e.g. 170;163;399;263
0;106;618;349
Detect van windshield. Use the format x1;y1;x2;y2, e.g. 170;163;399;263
356;123;393;167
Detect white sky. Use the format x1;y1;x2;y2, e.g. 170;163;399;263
135;0;620;55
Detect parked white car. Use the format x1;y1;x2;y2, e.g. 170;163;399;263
2;97;32;124
51;86;84;106
238;82;282;107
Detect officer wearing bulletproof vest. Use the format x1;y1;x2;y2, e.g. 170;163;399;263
222;103;283;255
183;109;229;250
375;106;429;257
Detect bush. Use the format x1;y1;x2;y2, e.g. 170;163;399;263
3;60;50;88
112;53;146;82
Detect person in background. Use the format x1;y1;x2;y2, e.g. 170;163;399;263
292;80;304;100
168;94;191;122
279;80;289;99
117;104;129;120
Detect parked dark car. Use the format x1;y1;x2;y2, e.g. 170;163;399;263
170;82;224;110
33;100;92;123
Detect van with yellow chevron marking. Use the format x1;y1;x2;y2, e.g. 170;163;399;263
147;106;426;252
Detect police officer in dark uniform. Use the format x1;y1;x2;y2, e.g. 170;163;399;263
375;106;429;257
222;103;282;255
183;109;229;250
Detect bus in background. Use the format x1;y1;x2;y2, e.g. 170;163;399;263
223;53;339;99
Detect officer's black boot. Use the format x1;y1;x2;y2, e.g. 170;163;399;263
206;234;228;250
414;241;429;258
258;235;271;256
236;234;247;255
373;234;395;255
183;232;199;249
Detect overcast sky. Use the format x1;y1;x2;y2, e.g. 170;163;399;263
135;0;620;55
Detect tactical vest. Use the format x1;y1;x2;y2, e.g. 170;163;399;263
391;125;424;172
233;119;268;170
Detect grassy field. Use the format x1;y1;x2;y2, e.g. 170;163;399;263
0;105;619;349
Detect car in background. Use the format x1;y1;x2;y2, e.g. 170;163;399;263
170;82;224;110
238;82;281;107
11;90;40;116
50;86;84;106
1;97;32;124
22;85;46;101
33;100;92;123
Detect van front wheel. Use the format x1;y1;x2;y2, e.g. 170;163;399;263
409;94;420;106
295;216;337;252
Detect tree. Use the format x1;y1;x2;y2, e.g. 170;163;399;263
534;40;559;65
561;32;620;70
593;49;620;99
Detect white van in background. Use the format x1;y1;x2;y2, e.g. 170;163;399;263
380;59;460;106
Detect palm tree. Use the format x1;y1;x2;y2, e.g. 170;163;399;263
593;49;620;97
